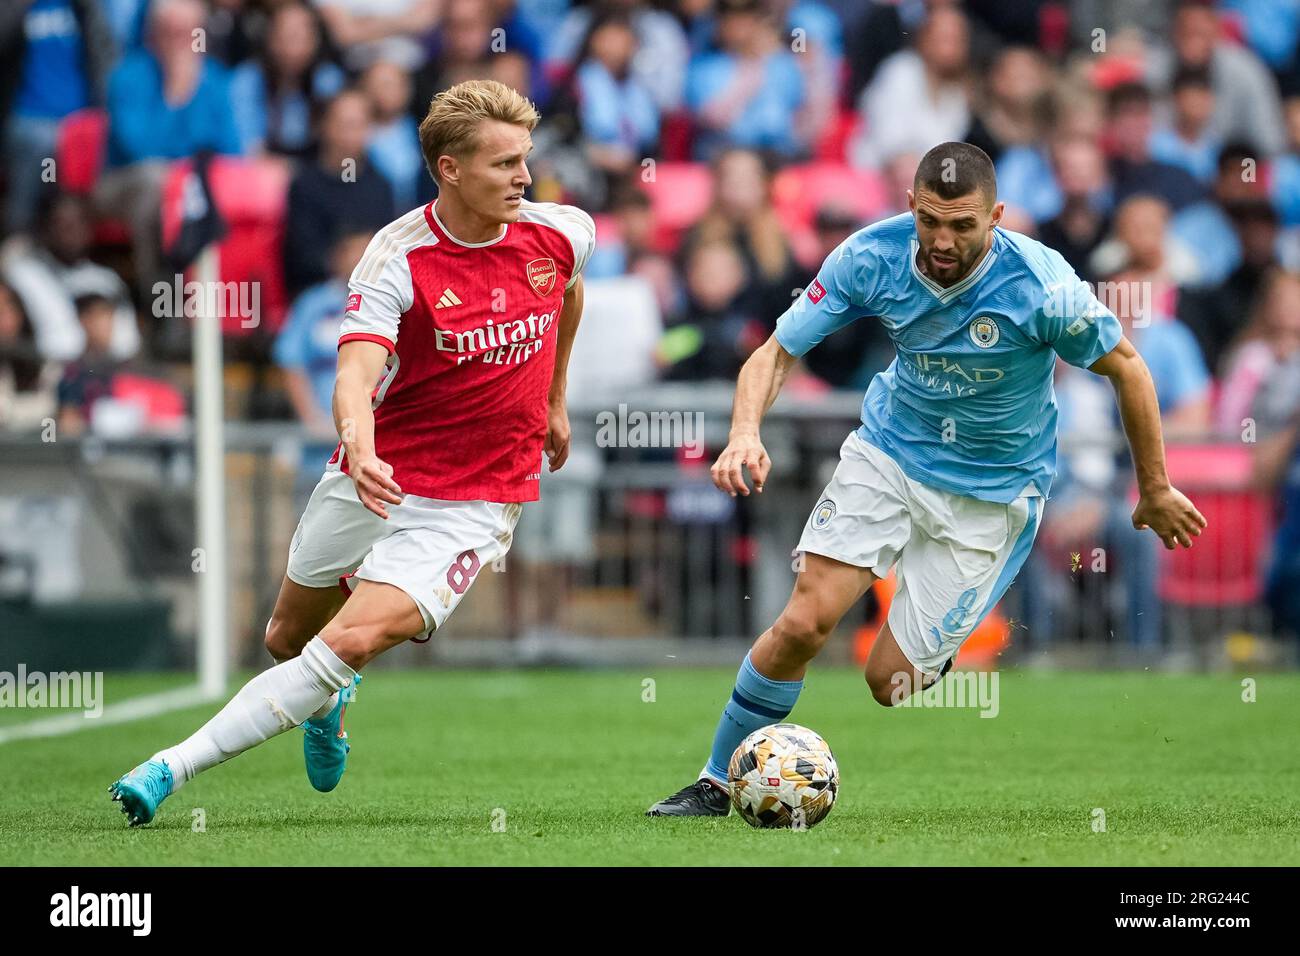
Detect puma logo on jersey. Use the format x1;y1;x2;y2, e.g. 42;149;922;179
435;288;463;309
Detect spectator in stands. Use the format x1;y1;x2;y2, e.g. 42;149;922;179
585;183;655;279
55;292;121;436
274;229;369;483
1153;0;1286;156
1217;269;1300;434
1150;65;1221;183
798;204;893;391
683;148;799;328
206;0;259;67
104;0;149;51
574;12;659;182
965;46;1052;164
1037;134;1112;281
98;0;242;296
633;250;685;330
548;0;689;113
1251;348;1300;640
1270;95;1300;227
283;88;394;295
1180;197;1284;371
771;0;842;155
1105;266;1212;438
0;0;116;235
1170;140;1269;288
103;0;242;167
313;0;439;73
413;0;497;105
662;237;763;381
1;192;139;361
850;5;971;170
1104;82;1205;213
997;86;1106;225
362;59;430;212
879;150;922;216
230;1;346;159
0;280;56;432
1091;194;1200;296
685;0;807;161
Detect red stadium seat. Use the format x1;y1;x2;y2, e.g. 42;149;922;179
591;212;620;247
160;157;290;335
55;109;133;245
771;162;889;266
638;161;713;251
55;109;109;195
813;107;860;164
657;110;696;162
111;373;186;426
1154;444;1274;606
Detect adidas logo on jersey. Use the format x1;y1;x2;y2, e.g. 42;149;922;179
435;288;463;309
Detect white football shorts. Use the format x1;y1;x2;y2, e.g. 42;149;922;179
797;431;1043;675
286;470;523;634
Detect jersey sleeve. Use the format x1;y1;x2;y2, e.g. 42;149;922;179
557;204;597;290
774;236;877;358
1038;262;1123;370
337;230;415;353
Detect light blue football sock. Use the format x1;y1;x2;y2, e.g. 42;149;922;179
701;652;803;784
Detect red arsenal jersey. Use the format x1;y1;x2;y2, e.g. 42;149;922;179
330;199;595;503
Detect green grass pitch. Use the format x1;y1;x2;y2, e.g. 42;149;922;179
2;668;1298;866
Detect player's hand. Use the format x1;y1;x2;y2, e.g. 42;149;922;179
712;432;770;497
545;401;570;472
1132;485;1207;550
352;455;403;519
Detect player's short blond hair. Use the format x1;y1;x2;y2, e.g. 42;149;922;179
418;80;540;182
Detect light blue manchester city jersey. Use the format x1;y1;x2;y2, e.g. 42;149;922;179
775;213;1123;504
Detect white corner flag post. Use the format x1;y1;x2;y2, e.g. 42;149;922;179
194;243;229;701
0;243;230;744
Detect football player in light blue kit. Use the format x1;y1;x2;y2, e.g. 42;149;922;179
647;141;1207;817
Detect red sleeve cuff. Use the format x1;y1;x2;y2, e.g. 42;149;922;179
338;332;396;354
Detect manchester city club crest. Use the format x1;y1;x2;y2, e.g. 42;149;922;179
969;315;1000;348
812;499;837;530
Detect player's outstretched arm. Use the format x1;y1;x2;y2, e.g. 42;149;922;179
335;340;403;519
1089;336;1208;549
546;276;584;472
712;334;798;497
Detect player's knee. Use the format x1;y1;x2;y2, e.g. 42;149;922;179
772;607;832;661
864;665;910;707
866;671;899;707
264;616;301;662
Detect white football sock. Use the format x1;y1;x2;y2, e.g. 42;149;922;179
308;692;341;722
268;640;339;721
154;637;356;792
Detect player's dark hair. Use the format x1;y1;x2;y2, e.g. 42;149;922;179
913;142;998;207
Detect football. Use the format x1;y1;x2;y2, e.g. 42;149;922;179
727;723;839;829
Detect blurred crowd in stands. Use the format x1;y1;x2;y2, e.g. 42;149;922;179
0;0;1296;646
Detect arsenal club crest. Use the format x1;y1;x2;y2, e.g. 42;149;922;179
527;257;557;296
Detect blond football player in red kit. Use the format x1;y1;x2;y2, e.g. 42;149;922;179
109;80;595;825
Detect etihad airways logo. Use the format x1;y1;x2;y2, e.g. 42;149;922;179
435;310;558;366
905;353;1004;397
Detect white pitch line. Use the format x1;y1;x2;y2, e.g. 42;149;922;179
0;684;222;745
